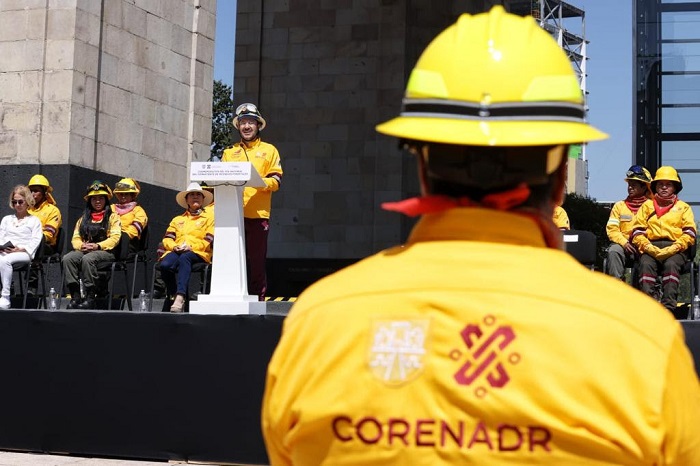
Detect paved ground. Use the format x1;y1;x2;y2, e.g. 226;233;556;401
0;451;167;465
0;451;263;465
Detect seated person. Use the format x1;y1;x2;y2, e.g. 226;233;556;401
112;178;148;252
630;166;696;312
0;186;43;309
552;204;570;230
26;174;62;295
605;165;652;279
62;181;122;309
159;182;214;313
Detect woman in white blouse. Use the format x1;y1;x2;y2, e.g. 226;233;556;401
0;185;43;309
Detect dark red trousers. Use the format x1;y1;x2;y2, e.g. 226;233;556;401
245;218;269;301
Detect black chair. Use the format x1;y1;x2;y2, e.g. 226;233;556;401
148;260;211;312
562;229;597;270
683;242;697;318
40;227;65;305
12;235;47;309
602;248;638;286
129;225;150;300
95;233;132;311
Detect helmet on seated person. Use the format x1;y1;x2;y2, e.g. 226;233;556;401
27;174;57;205
84;180;113;201
651;166;682;194
113;178;141;197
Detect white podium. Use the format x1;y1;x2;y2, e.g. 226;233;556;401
188;161;267;315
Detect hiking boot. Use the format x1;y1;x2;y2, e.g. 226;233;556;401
66;298;82;309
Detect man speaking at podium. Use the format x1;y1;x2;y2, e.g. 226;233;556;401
222;103;283;301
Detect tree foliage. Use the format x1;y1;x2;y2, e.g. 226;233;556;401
211;80;236;160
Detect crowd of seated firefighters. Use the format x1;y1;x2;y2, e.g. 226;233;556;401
549;164;694;314
61;179;215;312
604;164;695;313
5;167;694;313
0;175;217;313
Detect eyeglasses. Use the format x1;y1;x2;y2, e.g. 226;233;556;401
236;103;259;116
11;200;24;205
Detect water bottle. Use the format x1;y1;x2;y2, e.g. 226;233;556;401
139;289;148;312
693;295;700;320
79;279;85;299
49;287;57;311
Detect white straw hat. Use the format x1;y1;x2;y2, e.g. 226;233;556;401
175;182;213;209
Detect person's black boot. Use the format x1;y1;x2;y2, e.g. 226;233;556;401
66;284;82;309
77;297;95;309
78;288;97;309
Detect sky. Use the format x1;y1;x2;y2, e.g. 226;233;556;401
213;1;634;203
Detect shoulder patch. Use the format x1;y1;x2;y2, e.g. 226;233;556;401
368;319;429;386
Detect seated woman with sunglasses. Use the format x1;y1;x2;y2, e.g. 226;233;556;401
62;181;122;310
0;185;43;309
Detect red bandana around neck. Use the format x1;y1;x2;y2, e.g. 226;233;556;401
91;211;106;222
380;184;563;249
381;184;531;216
624;194;648;214
653;193;677;217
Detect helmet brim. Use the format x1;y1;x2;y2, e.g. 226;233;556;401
84;192;113;201
376;117;608;147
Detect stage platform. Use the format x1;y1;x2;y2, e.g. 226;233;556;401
0;306;696;466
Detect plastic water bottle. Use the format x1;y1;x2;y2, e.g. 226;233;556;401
139;290;148;312
79;279;85;299
49;287;57;311
693;295;700;320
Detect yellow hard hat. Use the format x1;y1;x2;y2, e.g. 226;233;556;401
376;6;607;154
27;174;57;205
28;174;52;191
113;178;141;195
84;180;113;201
651;166;682;193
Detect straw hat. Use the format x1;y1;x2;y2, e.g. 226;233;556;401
176;182;213;209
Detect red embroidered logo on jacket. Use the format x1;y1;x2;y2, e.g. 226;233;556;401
451;315;520;398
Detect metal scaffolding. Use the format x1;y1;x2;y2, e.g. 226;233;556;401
510;0;589;155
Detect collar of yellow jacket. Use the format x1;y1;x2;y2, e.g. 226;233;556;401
407;208;548;249
238;137;261;150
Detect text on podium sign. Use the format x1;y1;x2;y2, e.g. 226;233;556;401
190;161;251;182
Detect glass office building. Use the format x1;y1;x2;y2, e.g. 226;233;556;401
636;0;700;206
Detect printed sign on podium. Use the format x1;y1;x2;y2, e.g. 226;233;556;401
188;161;266;315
